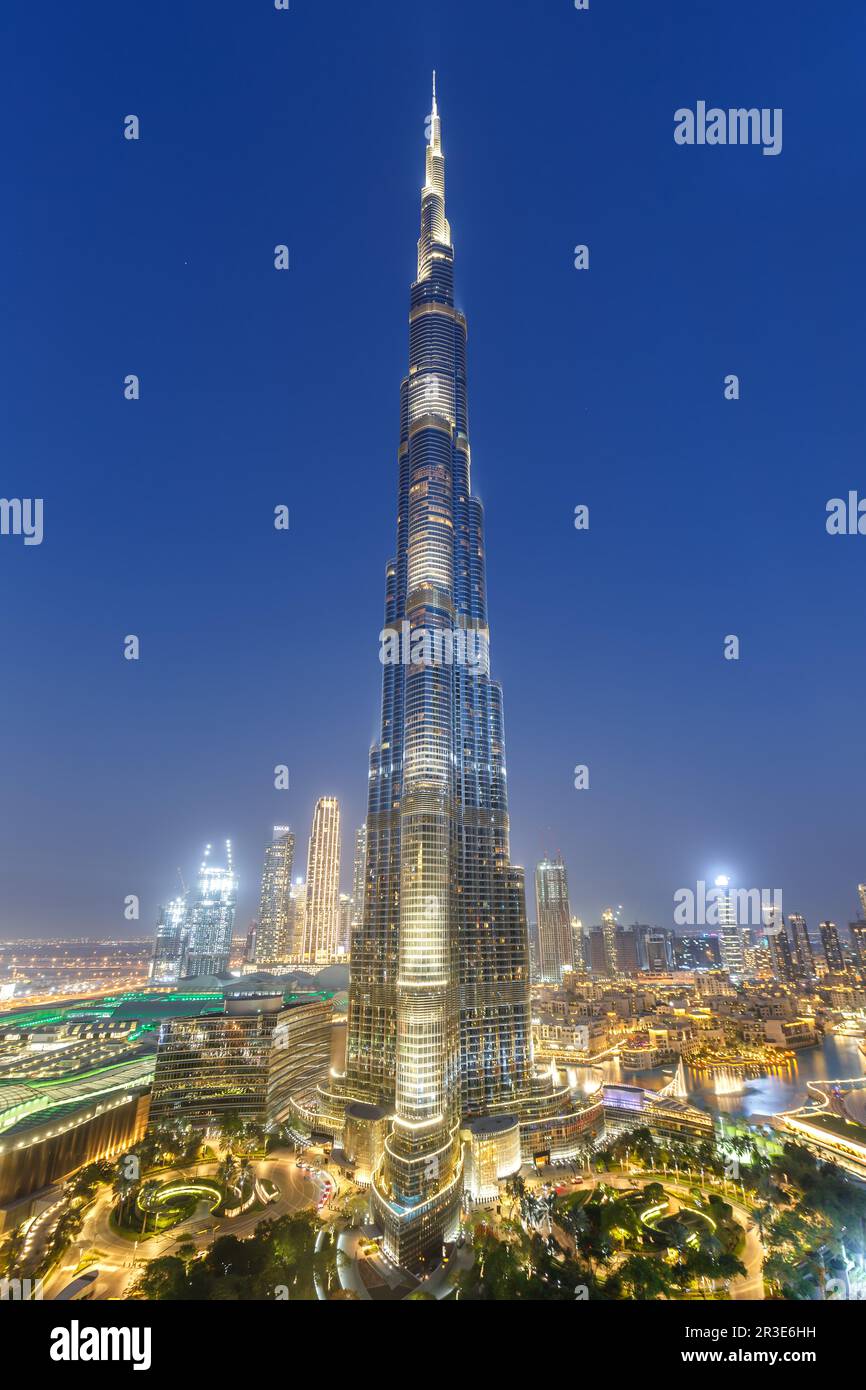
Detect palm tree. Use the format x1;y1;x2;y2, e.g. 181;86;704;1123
752;1199;774;1243
340;1192;369;1227
217;1112;245;1152
217;1152;238;1190
0;1225;26;1278
236;1156;254;1202
505;1173;526;1218
112;1168;140;1228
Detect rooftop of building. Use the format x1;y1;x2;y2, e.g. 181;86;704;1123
465;1113;520;1136
0;971;343;1037
345;1101;389;1122
0;1052;155;1141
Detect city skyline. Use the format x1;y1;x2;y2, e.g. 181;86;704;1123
3;3;866;1321
61;810;866;960
59;820;866;955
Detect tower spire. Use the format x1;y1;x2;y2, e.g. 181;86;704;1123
420;74;447;274
427;71;442;157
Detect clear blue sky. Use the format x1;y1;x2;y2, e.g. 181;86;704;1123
2;0;865;938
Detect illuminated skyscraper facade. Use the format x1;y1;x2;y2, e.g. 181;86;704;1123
767;923;796;983
646;927;673;971
302;798;341;963
601;906;619;977
150;894;188;983
182;842;237;978
787;913;815;979
288;879;306;959
535;857;574;982
267;997;334;1125
337;893;352;955
819;920;845;973
351;824;367;931
851;920;866;970
343;79;547;1266
151;994;283;1126
256;826;295;967
715;877;745;977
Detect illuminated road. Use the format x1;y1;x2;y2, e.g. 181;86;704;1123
566;1170;764;1300
333;1225;473;1301
335;1227;370;1300
38;1152;763;1301
43;1149;320;1300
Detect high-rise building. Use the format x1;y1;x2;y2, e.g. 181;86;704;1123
630;923;652;969
646;928;673;971
526;918;539;978
536;857;574;982
819;920;845;973
787;914;815;978
588;927;607;975
850;920;866;970
858;884;866;921
255;826;295;967
351;824;367;931
150;994;284;1127
766;926;796;983
337;894;353;956
302;798;342;963
150;894;188;983
288;879;306;959
749;942;773;977
601;906;619;977
570;917;585;973
715;877;745;977
336;80;581;1268
182;842;237;978
614;925;640;975
266;996;334;1125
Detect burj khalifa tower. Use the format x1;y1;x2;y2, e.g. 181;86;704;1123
334;78;584;1268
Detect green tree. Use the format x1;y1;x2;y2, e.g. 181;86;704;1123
618;1253;676;1300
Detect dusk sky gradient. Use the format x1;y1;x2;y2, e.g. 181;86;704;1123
3;0;865;939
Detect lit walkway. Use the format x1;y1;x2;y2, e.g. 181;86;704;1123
575;1170;764;1300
